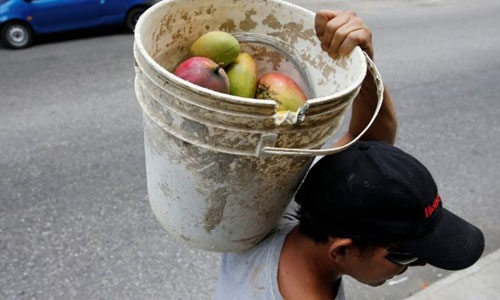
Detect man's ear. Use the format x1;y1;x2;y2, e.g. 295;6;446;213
328;238;353;262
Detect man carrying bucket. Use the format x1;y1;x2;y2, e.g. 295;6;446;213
213;10;484;300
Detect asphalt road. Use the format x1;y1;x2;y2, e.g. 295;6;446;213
1;0;499;299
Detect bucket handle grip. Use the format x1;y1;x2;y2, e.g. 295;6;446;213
260;52;384;157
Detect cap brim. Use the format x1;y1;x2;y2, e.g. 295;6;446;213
399;208;485;270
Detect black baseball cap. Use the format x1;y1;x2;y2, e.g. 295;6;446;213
295;141;484;270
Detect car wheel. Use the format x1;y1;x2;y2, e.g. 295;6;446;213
1;21;34;49
126;7;147;32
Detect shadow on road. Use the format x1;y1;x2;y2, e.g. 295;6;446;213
1;25;131;50
36;25;131;46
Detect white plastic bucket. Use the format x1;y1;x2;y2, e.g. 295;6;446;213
134;0;384;252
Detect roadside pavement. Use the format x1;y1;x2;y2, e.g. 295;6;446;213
406;249;500;300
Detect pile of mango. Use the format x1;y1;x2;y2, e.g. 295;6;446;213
174;31;307;112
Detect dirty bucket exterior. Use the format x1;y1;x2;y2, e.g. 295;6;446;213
134;0;383;252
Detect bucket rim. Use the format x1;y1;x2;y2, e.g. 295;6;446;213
134;0;367;109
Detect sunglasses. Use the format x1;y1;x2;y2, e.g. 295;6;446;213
385;247;419;266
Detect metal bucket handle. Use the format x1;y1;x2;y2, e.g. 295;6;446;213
260;52;384;157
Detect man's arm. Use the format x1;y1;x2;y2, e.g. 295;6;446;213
315;10;398;146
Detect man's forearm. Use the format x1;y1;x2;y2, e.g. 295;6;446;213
314;9;397;146
338;71;398;146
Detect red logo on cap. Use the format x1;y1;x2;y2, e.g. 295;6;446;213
424;194;441;218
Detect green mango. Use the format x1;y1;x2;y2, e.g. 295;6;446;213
226;53;257;98
189;31;240;67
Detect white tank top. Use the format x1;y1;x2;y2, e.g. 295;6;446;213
213;218;345;300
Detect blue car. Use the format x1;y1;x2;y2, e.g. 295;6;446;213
0;0;152;49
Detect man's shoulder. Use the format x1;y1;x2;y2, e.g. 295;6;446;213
223;220;297;262
214;222;297;300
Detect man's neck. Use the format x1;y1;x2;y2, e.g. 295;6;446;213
277;226;342;300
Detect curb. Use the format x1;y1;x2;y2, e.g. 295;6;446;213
405;249;500;299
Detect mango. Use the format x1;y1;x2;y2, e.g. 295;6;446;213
174;57;230;94
226;53;258;98
256;73;307;112
189;31;240;67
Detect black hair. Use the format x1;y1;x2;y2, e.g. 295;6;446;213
295;205;332;243
295;203;383;257
293;154;348;243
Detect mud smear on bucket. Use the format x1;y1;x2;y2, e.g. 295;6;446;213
239;9;258;31
204;187;229;232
